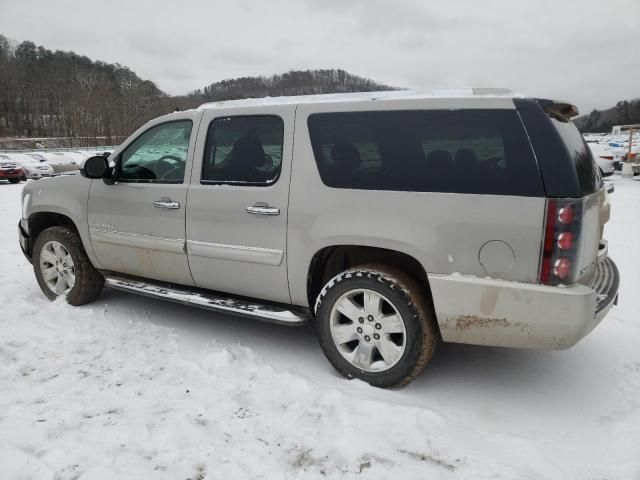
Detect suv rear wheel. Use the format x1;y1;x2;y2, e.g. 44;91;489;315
314;265;438;388
33;226;104;305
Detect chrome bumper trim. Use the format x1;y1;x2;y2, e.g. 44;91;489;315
590;257;620;315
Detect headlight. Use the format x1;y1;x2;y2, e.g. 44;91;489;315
22;193;31;219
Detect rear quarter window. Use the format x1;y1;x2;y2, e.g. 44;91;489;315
549;115;601;196
307;109;544;196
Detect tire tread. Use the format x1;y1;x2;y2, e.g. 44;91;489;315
315;264;438;388
33;226;104;305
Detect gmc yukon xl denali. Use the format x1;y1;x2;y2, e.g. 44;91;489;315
18;90;620;388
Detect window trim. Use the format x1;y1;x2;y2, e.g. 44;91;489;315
200;114;285;187
114;119;193;185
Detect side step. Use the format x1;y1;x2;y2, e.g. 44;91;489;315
105;274;310;326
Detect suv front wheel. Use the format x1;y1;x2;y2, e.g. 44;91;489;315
314;265;438;388
33;226;105;305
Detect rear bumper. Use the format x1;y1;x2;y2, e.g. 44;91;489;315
25;172;52;179
429;257;619;349
592;257;619;321
0;169;23;179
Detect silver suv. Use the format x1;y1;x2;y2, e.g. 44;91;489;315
18;90;620;388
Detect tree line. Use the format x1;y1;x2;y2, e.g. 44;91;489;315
0;35;172;145
574;99;640;133
193;69;394;102
0;35;393;146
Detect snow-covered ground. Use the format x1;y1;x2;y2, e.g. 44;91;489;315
1;177;639;479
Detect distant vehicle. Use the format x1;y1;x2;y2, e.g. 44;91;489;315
3;153;55;180
28;153;48;162
0;155;24;183
19;90;620;388
38;151;79;166
63;151;93;164
587;142;615;177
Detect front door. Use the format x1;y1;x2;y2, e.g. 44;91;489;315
186;106;295;304
88;115;200;286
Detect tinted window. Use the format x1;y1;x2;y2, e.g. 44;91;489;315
202;116;284;185
307;110;544;196
117;120;192;183
549;115;601;196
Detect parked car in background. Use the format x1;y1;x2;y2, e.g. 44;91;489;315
38;151;80;166
0;155;24;183
587;142;615;177
64;151;93;164
3;153;55;180
28;153;48;163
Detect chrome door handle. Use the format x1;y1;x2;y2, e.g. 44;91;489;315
153;198;180;209
246;204;280;216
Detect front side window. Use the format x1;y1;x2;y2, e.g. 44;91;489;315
117;120;192;183
307;110;544;196
202;115;284;185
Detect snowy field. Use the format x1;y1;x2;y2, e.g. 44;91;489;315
1;178;639;480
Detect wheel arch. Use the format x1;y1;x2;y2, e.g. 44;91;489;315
27;211;81;257
306;245;436;319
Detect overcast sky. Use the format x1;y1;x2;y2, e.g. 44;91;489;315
1;0;637;112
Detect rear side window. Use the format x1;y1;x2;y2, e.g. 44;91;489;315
307;110;544;196
202;115;284;185
549;115;600;196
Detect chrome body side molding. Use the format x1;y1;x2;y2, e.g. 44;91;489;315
186;240;284;266
104;274;309;325
90;227;184;254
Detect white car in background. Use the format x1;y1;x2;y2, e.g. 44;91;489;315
37;151;80;166
2;153;55;180
587;142;615;177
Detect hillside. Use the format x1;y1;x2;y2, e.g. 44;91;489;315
0;35;394;146
574;98;640;133
0;36;168;145
192;69;394;102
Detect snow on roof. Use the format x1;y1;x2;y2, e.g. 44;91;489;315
197;88;524;110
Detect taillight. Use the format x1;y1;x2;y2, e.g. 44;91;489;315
553;258;571;279
557;232;574;250
558;205;573;225
540;199;583;284
599;155;614;161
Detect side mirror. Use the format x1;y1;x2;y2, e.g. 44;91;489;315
81;155;109;179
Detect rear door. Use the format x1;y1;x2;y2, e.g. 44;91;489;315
88;113;201;285
186;105;295;304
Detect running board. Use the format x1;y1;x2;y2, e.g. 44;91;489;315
104;275;310;326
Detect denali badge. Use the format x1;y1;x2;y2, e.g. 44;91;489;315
89;222;115;230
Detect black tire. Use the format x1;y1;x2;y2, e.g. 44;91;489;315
314;264;438;388
8;178;21;184
33;226;104;305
